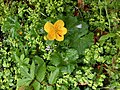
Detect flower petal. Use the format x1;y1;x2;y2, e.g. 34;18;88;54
44;22;54;33
46;30;56;40
54;20;64;29
57;27;67;35
56;34;64;41
44;36;47;40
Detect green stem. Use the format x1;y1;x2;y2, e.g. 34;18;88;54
99;0;102;23
104;0;111;32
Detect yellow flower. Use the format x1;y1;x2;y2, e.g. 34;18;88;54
19;31;23;35
44;20;67;41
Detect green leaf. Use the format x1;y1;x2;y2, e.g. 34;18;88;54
50;52;62;66
24;58;30;64
46;86;54;90
59;86;68;90
116;37;120;48
14;53;20;63
75;21;88;37
64;16;78;30
34;56;44;65
17;78;32;86
99;33;115;41
64;16;88;38
2;16;20;38
34;56;46;82
64;49;79;62
20;66;32;79
36;63;46;82
48;68;59;84
20;54;25;61
71;33;94;55
32;80;40;90
61;64;75;74
47;66;56;72
30;61;35;79
99;33;115;45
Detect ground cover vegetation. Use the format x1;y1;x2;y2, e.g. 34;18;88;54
0;0;120;90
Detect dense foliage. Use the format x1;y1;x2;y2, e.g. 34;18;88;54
0;0;120;90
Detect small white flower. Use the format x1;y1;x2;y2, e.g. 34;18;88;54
45;46;51;51
76;24;82;28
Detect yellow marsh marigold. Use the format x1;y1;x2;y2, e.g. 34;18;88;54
44;20;67;41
